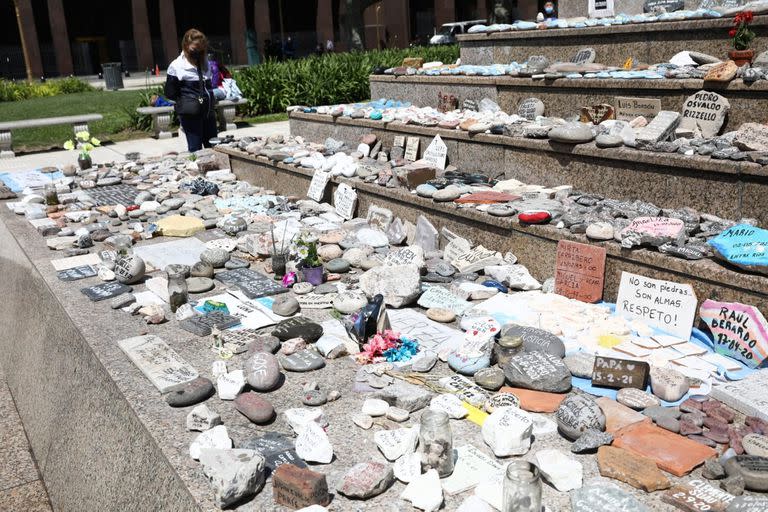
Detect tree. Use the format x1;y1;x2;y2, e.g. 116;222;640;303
339;0;380;51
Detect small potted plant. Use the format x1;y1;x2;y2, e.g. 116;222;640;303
293;233;324;285
729;10;756;66
64;130;100;170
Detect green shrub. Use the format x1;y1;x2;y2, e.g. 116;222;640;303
0;77;94;102
122;86;177;132
235;45;459;116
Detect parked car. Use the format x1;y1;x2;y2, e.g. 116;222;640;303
430;20;487;45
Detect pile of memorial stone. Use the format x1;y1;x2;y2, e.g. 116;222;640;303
381;49;768;82
463;1;768;32
5;147;768;511
223;133;760;263
295;93;768;163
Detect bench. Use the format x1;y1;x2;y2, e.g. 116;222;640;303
0;114;103;159
136;98;249;139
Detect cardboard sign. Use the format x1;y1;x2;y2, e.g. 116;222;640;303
306;170;331;202
554;240;606;303
616;272;698;340
616;97;661;121
591;356;650;390
661;480;734;512
404;137;420;162
333;182;357;220
699;299;768;369
422;134;447;171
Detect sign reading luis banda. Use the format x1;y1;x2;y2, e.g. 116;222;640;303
616;97;661;121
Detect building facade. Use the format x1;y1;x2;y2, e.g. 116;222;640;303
1;0;545;80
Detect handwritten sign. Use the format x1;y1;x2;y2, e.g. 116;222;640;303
117;335;198;392
463;99;479;111
57;265;97;281
661;480;734;512
554;241;606;303
333;182;357;220
215;268;288;299
616;272;698;340
422;134;447;171
591;356;649;390
699;300;768;369
442;445;505;494
616;97;661;121
588;0;614;17
404;137;420;162
393;135;405;148
81;282;132;302
307;170;331;202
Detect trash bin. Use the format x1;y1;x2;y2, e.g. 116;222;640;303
101;62;124;90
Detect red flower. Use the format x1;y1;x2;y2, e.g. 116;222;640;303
730;28;737;37
744;10;754;23
734;13;743;24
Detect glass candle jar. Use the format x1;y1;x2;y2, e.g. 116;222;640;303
494;334;523;367
167;271;189;313
419;409;454;477
44;183;59;206
502;461;542;512
271;252;287;278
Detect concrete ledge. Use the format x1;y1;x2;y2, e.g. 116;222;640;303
456;15;768;65
288;112;768;226
220;146;768;311
369;75;768;131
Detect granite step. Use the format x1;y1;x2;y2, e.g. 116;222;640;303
369;75;768;133
457;15;768;66
288;112;768;226
218;145;768;312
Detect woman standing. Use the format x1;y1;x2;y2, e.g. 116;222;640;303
164;29;217;152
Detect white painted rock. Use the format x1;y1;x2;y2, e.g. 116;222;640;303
199;448;265;508
481;406;533;456
189;425;231;460
534;449;583;491
374;426;419;461
650;365;690;402
394;452;422;483
295;422;334;464
452;281;499;300
401;469;443;512
362;398;390;417
358;263;421;308
217;370;245;400
283;407;328;433
430;394;469;419
187;404;222;431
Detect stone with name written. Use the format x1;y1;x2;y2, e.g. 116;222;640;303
617;387;660;410
190;425;231;460
374;426;419;461
280;349;326;372
295;421;333;464
451;245;502;273
571;483;649;512
621;216;686;249
503;324;565;358
518;98;545;120
118;335;198;392
180;311;240;337
273;464;331;509
422;134;448;171
704;60;738;82
187;404;222;431
484;392;520;413
272;317;324;342
724;455;768;492
709;224;768;275
650;365;690;402
592;356;650;390
114;254;146;284
418;286;471;315
438;375;486;407
245;352;281;391
598;445;671;492
636;111;680;144
644;0;684;12
557;394;607;440
337;462;394;499
81;281;132;302
727;495;768;511
580;104;615;125
680;90;730;138
555;240;606;303
743;434;768;458
662;480;734;512
482;405;533;456
383;245;425;267
616;97;661;121
572;47;596;64
699;299;768;369
504;351;572;393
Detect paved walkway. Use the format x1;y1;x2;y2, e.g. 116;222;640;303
0;121;290;174
0;366;52;511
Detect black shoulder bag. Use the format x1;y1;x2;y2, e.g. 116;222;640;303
175;66;206;116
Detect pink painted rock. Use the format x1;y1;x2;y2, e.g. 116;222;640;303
699;299;768;369
620;217;686;249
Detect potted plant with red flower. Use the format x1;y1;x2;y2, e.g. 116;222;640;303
729;10;756;66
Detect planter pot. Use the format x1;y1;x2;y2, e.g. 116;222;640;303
729;49;754;66
77;154;92;170
301;265;324;286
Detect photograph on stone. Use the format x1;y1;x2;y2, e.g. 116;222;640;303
2;0;768;511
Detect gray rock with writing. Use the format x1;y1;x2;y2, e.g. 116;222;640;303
374;381;432;412
679;90;730;139
358;263;421;308
556;394;606;440
571;428;613;453
503;324;565;358
504;351;572;393
245;352;281;391
650;365;689;402
280;349;326;372
199;448;266;508
636;111;680;145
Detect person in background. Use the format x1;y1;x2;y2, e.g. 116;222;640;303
543;1;558;20
164;28;217;152
325;39;334;53
284;37;296;59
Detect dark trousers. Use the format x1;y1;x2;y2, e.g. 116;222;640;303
180;114;217;152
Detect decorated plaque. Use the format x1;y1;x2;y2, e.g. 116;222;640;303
422;134;447;171
404;137;420;162
661;480;734;512
333;182;358;220
554;240;606;303
616;97;661;121
307;170;331;202
591;356;650;390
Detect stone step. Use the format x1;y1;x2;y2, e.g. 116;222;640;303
288;112;768;226
369;75;767;132
218;145;768;312
457;15;768;66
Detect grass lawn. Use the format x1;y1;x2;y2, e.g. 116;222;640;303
0;90;288;153
0;90;147;153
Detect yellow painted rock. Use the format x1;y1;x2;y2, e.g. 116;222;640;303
156;215;205;237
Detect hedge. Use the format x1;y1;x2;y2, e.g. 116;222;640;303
235;45;459;116
0;77;94;102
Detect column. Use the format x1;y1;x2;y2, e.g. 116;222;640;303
254;0;272;58
384;0;410;48
434;0;455;28
13;0;43;81
316;0;334;46
159;0;178;63
477;0;488;19
47;0;73;76
131;0;154;70
230;0;247;65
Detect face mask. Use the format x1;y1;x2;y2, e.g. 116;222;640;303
189;49;201;60
545;6;554;13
